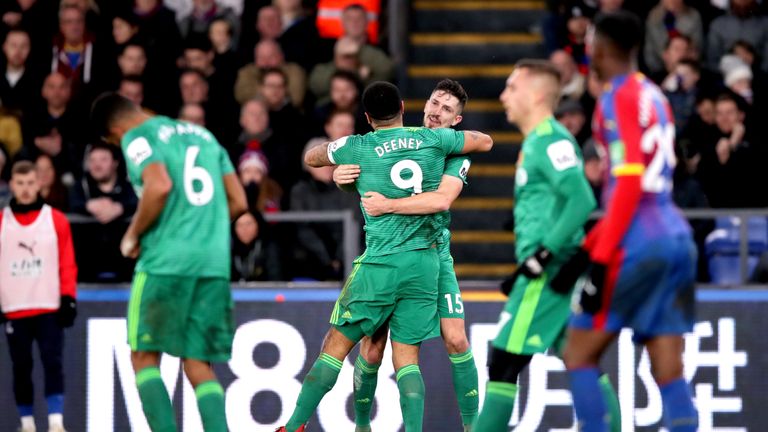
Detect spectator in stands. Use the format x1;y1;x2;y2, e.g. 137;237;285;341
182;35;237;101
35;153;68;211
61;0;109;42
340;4;370;46
0;160;77;432
274;0;324;70
132;0;183;113
69;143;136;281
208;17;239;81
696;93;763;207
111;11;140;48
644;0;703;74
313;70;368;135
238;148;282;213
117;76;145;109
236;98;301;199
259;67;305;139
258;5;283;42
178;68;236;145
231;209;281;281
179;0;239;45
707;0;768;72
554;98;590;145
22;73;84;181
581;140;604;204
649;34;695;83
309;36;393;105
116;42;147;78
290;135;359;280
559;1;595;75
662;58;702;132
52;3;109;101
550;49;585;100
0;0;57;68
133;0;182;53
0;28;41;115
720;55;755;105
178;103;206;126
0;109;22;159
234;39;306;107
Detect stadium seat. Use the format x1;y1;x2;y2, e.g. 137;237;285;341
708;255;760;285
706;217;767;284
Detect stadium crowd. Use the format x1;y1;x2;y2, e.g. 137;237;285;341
0;0;765;282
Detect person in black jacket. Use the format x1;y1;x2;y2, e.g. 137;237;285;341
231;209;281;281
70;143;137;281
0;28;42;116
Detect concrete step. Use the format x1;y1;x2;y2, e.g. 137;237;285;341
409;34;544;65
412;1;546;33
454;263;517;278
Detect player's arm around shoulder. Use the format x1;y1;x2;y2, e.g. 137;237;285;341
460;130;493;153
362;175;464;216
307;134;358;167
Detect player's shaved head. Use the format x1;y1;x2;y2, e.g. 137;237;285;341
91;92;142;144
362;81;403;126
514;59;562;109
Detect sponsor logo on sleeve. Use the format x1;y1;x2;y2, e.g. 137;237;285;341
546;140;578;171
126;137;153;166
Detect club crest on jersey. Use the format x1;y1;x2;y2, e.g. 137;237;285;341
546;140;578;171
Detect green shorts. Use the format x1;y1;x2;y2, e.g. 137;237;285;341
127;272;235;362
331;248;441;345
492;268;572;355
437;241;464;319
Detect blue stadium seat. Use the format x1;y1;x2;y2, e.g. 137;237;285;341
708;255;759;285
706;217;767;284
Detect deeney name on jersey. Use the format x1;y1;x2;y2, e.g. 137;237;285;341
375;138;423;157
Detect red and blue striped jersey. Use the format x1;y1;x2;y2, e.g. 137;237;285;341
592;73;690;249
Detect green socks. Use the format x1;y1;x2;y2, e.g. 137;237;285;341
285;353;342;431
599;373;622;432
449;350;479;428
195;380;227;432
474;381;518;432
136;367;177;432
353;355;381;428
396;365;425;432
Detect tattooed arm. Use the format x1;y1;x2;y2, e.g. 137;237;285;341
460;130;494;153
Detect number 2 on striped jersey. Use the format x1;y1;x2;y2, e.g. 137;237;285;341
640;123;676;193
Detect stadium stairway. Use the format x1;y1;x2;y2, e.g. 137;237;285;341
401;0;547;279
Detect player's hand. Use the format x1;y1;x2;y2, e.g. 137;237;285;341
551;248;590;294
518;246;553;279
333;164;360;185
579;262;606;314
361;191;391;216
120;231;140;259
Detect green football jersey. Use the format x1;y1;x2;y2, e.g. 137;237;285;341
513;117;595;261
121;116;235;278
436;155;471;245
328;126;465;255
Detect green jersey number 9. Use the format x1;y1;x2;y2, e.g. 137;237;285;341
184;146;214;206
390;159;423;194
